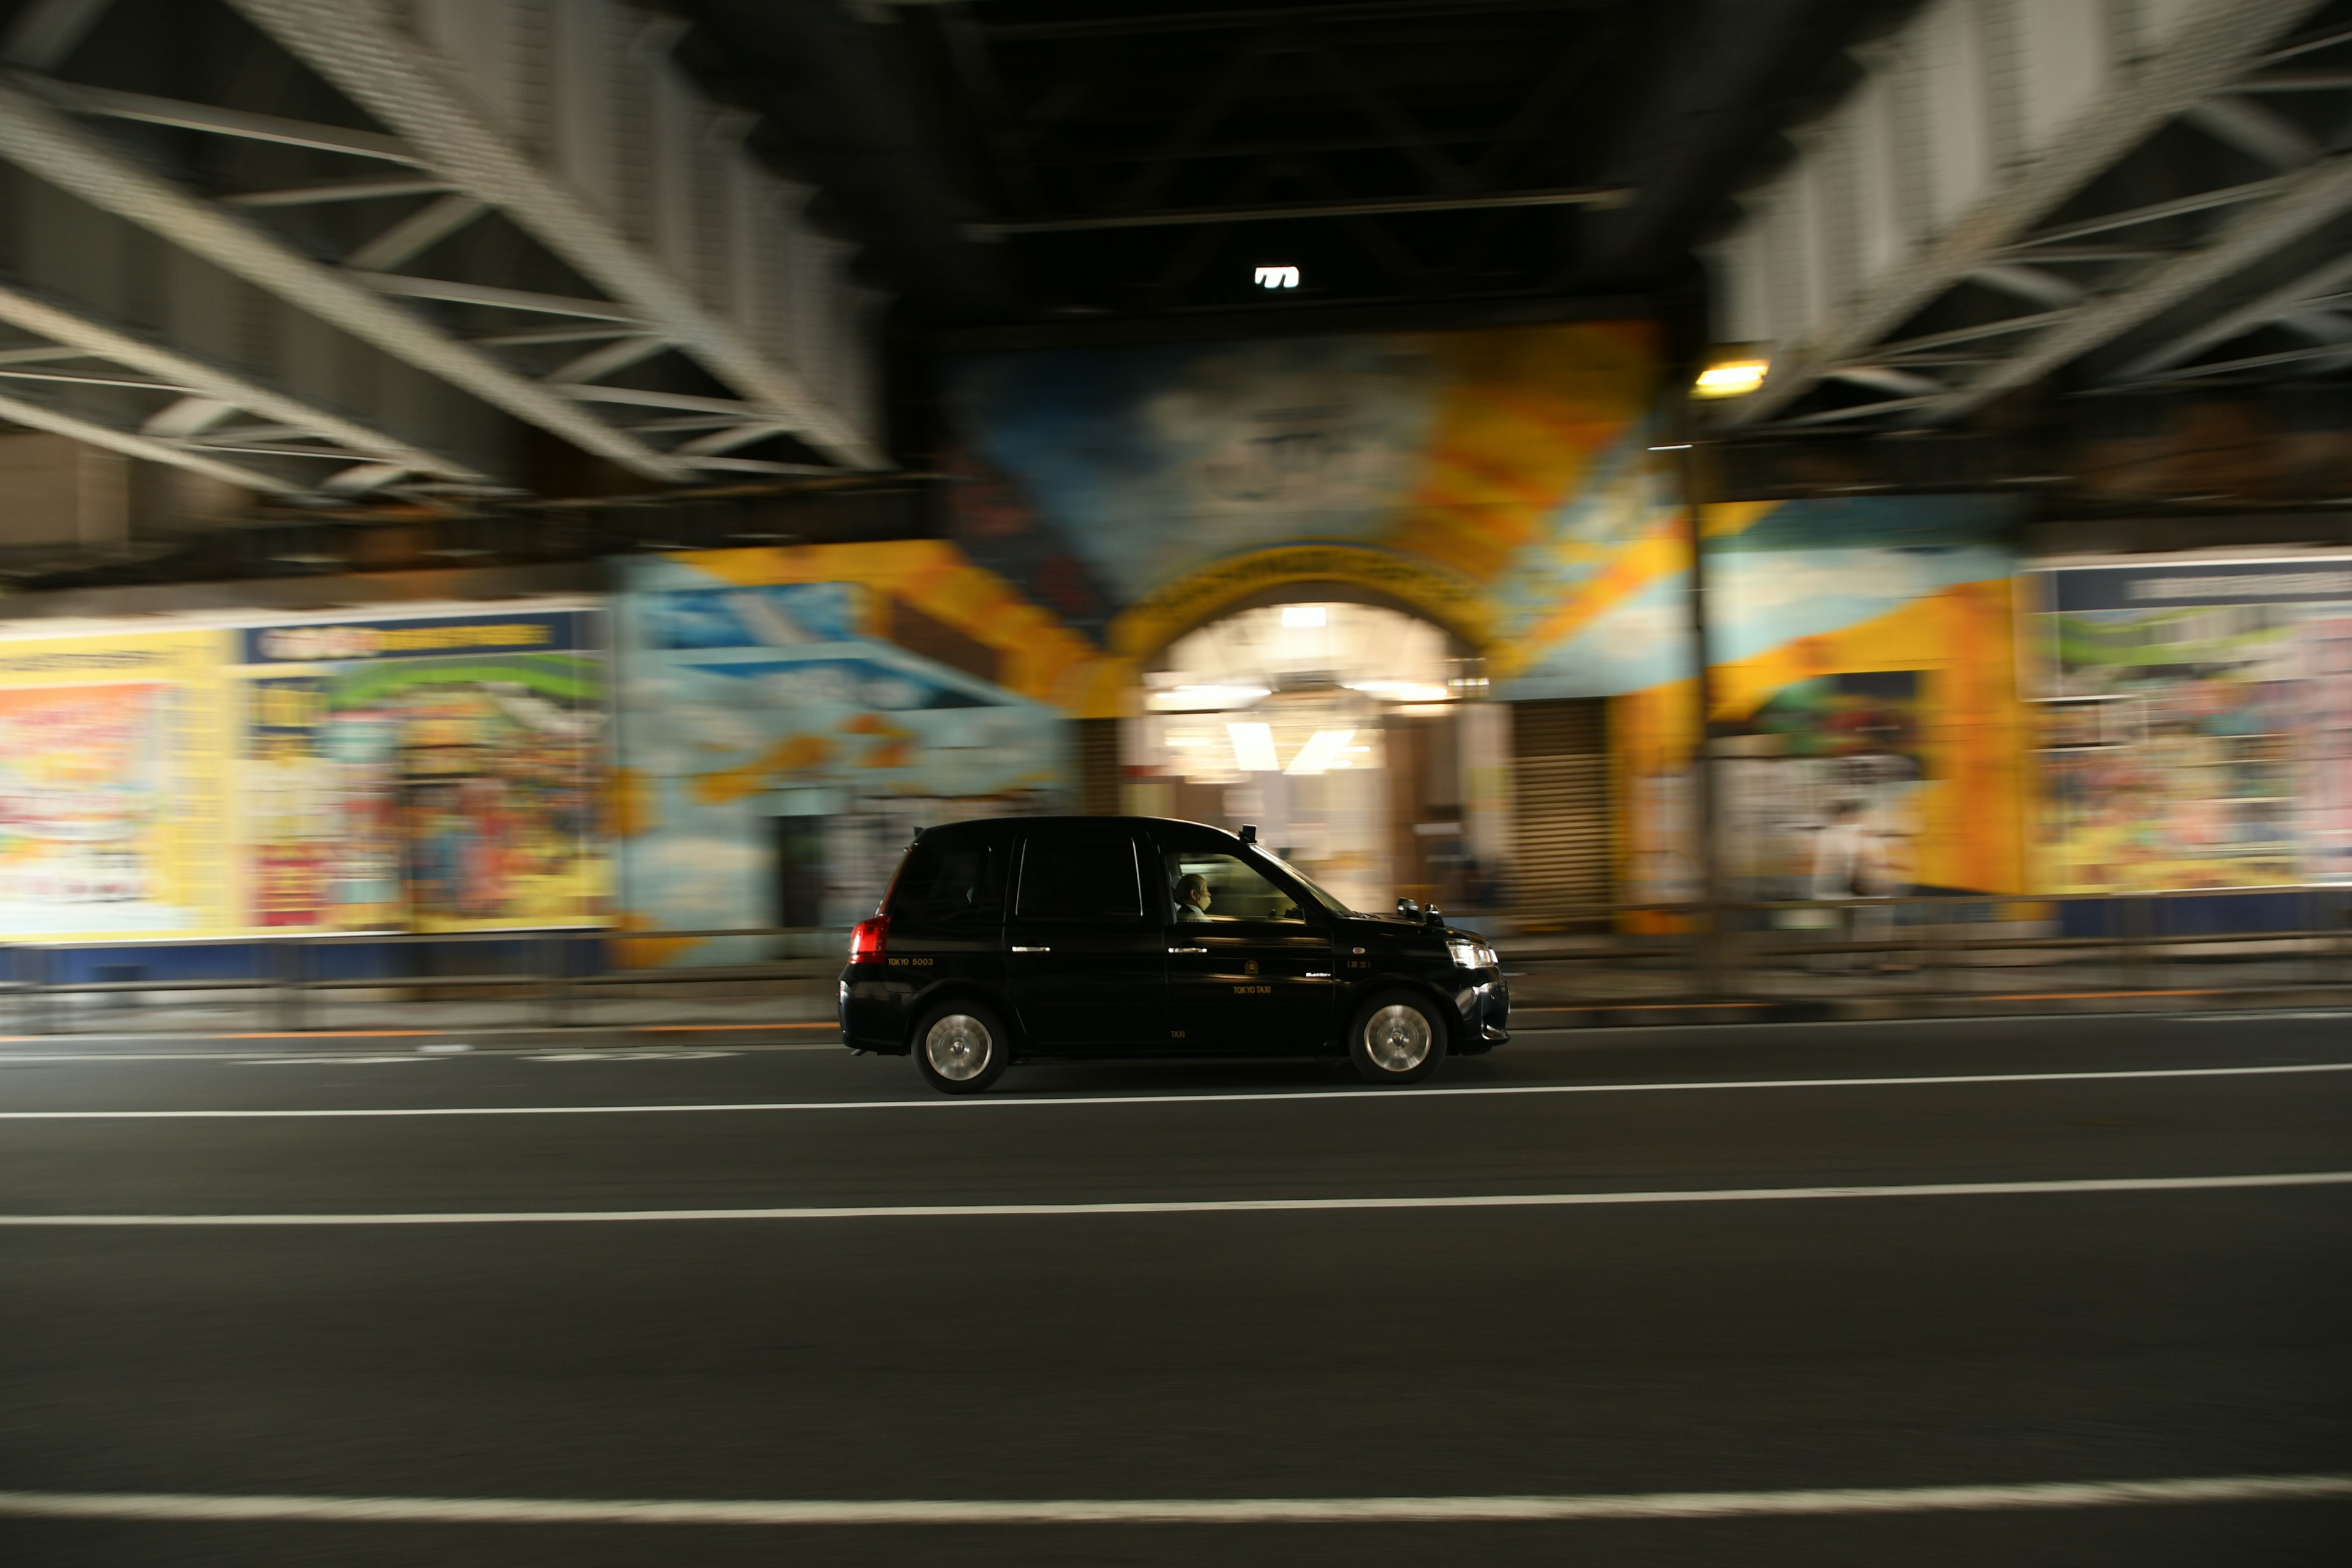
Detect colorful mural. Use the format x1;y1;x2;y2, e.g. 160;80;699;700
942;322;1672;682
614;550;1075;959
937;326;2050;911
1615;496;2030;910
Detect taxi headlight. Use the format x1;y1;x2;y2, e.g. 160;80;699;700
1448;940;1496;970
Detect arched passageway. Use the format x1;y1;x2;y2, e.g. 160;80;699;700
1123;600;1505;915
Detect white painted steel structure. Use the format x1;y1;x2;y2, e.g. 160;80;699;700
0;0;884;505
1705;0;2352;429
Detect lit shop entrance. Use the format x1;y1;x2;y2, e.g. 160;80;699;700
1123;600;1507;914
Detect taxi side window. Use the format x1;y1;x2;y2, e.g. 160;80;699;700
888;842;1001;926
1017;833;1143;921
1166;852;1303;923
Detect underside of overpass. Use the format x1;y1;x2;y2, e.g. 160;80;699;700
0;0;2342;584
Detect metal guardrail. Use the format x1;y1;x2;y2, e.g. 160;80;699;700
1;889;2346;1035
1;925;840;1035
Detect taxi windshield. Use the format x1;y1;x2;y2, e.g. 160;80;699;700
1248;846;1354;917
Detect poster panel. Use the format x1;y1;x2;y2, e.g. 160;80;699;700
2029;559;2352;890
231;610;609;932
0;629;230;939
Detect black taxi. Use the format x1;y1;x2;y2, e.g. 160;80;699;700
839;816;1507;1093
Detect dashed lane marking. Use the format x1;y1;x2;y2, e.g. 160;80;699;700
0;1474;2345;1527
2;1059;2348;1118
0;1169;2343;1226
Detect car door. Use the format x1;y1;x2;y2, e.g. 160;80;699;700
1153;837;1335;1052
1005;825;1167;1049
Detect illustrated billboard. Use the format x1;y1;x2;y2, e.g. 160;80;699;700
2028;559;2352;890
0;629;229;939
228;609;610;932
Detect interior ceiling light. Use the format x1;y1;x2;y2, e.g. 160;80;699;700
1151;684;1272;712
1694;358;1769;399
1344;680;1450;703
1227;722;1279;773
1280;605;1327;627
1284;728;1356;777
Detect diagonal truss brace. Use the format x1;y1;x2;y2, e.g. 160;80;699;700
0;72;696;483
228;0;884;470
2111;251;2352;382
0;277;489;496
1721;0;2329;429
1931;152;2352;420
0;387;287;492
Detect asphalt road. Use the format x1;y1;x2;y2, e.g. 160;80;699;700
1;1013;2348;1566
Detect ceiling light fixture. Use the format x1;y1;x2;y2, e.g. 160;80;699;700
1284;728;1356;776
1227;722;1279;772
1694;358;1769;398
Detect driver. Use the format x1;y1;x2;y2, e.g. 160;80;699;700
1174;872;1212;921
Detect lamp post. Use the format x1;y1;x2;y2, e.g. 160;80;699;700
1651;423;1725;997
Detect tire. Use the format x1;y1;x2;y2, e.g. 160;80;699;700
1346;989;1448;1086
911;1000;1011;1095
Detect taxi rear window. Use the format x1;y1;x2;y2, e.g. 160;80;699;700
888;842;1002;925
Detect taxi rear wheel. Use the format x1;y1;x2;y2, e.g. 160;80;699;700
912;1000;1011;1095
1346;990;1447;1085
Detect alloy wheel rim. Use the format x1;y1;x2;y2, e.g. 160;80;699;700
924;1014;993;1081
1363;1004;1432;1072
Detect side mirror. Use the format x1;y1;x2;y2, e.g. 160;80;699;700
1395;897;1420;919
1424;903;1444;927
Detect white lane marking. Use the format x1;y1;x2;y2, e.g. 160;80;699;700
0;1170;2343;1227
2;1058;2348;1119
0;1047;766;1064
0;1011;2320;1055
520;1050;734;1062
236;1056;451;1067
0;1474;2344;1527
228;1049;733;1066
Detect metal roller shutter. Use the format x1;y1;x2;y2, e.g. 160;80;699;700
1076;717;1122;815
1510;698;1610;911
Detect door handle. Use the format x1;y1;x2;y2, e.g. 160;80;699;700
1011;945;1051;953
1166;946;1207;954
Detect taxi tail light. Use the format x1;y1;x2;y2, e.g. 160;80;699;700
850;915;889;963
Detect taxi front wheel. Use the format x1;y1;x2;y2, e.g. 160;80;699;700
913;1000;1011;1095
1346;990;1447;1085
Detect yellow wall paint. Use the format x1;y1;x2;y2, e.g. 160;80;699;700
1388;322;1662;582
1698;577;2029;895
